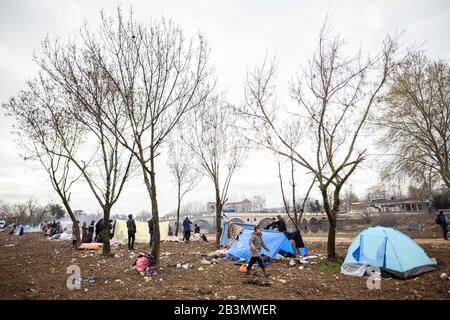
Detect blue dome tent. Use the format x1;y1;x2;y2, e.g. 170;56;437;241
341;226;437;279
226;228;295;261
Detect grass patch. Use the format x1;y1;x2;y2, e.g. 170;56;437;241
319;258;343;273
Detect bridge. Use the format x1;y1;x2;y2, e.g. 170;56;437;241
160;212;329;233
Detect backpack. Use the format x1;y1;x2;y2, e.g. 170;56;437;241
135;256;151;273
435;217;441;225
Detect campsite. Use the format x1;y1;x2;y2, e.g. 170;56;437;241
0;224;449;300
1;1;450;307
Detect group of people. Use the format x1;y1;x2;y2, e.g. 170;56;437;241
81;219;115;244
182;216;208;243
125;214;156;251
41;221;63;236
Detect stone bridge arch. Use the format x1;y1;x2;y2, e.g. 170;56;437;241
258;217;273;228
193;219;213;234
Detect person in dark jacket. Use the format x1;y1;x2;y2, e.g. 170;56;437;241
109;220;114;239
246;225;270;277
87;220;95;243
267;217;278;230
183;217;192;243
277;215;287;232
127;214;137;250
436;211;448;240
194;224;200;234
81;222;87;243
95;219;104;242
148;218;155;247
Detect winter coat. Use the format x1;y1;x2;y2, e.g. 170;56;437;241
148;219;154;233
249;231;269;257
183;218;192;232
127;218;136;234
277;219;287;232
437;213;448;226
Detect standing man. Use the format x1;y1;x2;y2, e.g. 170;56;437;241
436;210;448;240
183;216;192;243
127;214;137;250
148;218;155;247
246;225;270;277
87;220;95;243
277;215;287;232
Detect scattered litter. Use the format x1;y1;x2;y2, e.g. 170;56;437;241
4;244;16;247
82;276;96;284
299;259;310;265
278;279;287;284
200;259;211;265
431;258;437;265
176;263;182;268
146;269;157;276
227;295;237;300
198;267;205;271
299;266;304;270
440;273;448;280
289;259;296;267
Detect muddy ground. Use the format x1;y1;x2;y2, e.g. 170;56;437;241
0;231;449;300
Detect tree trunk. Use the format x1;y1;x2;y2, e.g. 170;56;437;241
175;182;181;237
321;187;338;260
327;214;337;260
62;199;81;247
102;206;111;255
149;169;161;266
215;184;222;248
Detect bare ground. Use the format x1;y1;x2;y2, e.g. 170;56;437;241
0;231;449;300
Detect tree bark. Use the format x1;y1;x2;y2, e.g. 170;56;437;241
150;172;160;266
102;206;111;255
175;181;181;237
62;199;81;247
327;216;337;260
215;184;222;248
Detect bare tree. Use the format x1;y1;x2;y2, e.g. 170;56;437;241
184;95;247;247
251;194;266;212
375;52;450;191
3;77;83;245
277;155;316;232
30;39;135;255
49;8;213;264
241;20;400;259
167;127;201;236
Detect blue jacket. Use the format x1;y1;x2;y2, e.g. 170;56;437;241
183;218;192;232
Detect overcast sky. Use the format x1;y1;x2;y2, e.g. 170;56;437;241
0;0;449;216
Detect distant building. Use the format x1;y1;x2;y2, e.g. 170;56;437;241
350;197;429;214
207;199;252;214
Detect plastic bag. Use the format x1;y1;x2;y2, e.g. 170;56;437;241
341;262;368;277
